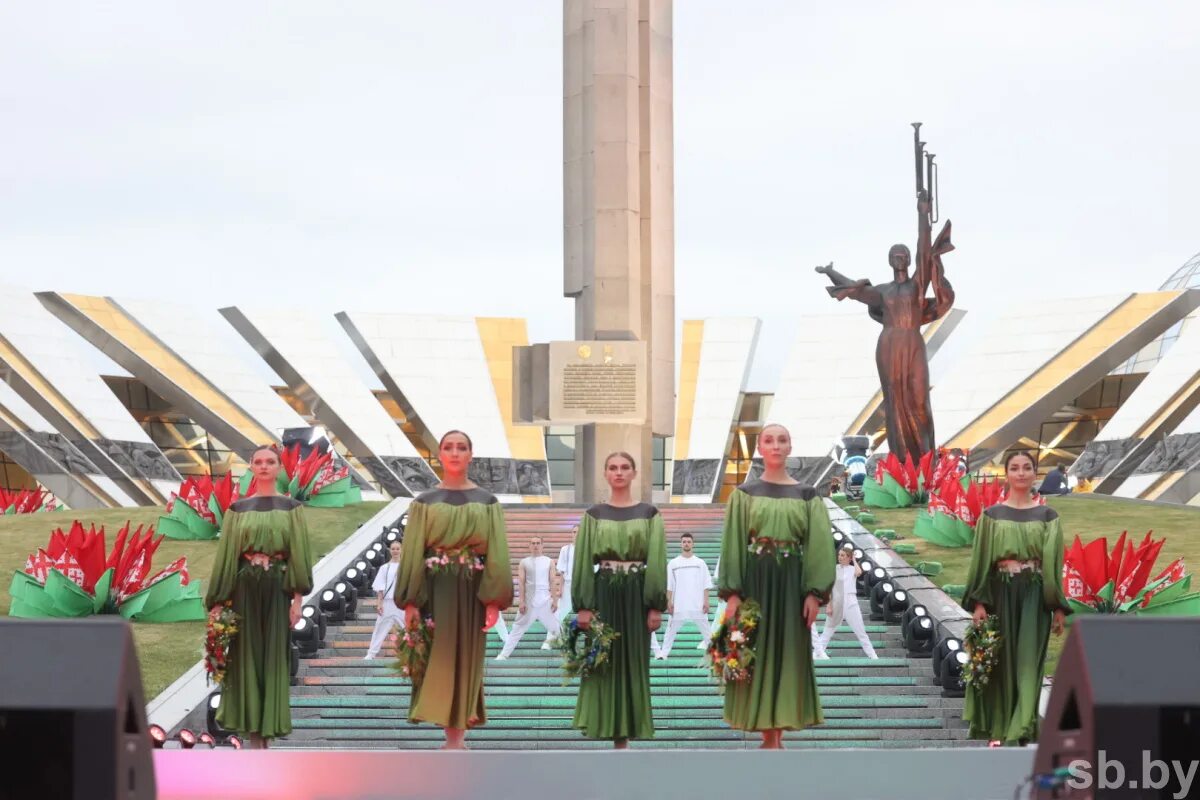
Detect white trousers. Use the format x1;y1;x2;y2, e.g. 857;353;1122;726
365;604;407;659
492;612;510;645
498;600;560;657
814;594;876;658
556;580;573;623
652;614;712;657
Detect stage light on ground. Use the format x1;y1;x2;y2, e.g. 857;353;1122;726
852;548;865;561
932;636;962;681
343;566;370;593
856;561;875;594
302;604;327;641
226;735;243;750
289;641;300;684
901;606;935;657
292;615;320;656
206;691;234;741
148;724;167;749
364;546;387;568
883;587;909;623
178;728;197;749
335;580;358;617
833;531;845;545
941;649;969;697
383;527;401;545
198;732;216;748
319;588;347;623
869;579;894;620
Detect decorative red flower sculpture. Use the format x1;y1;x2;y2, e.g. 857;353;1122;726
1062;531;1200;616
8;521;205;621
0;487;56;514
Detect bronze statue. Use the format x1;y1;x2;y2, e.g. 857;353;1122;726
816;123;955;464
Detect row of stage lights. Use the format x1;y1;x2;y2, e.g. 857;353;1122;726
831;529;967;698
149;514;408;750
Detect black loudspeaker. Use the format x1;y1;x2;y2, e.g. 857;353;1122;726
1034;616;1200;799
0;618;155;800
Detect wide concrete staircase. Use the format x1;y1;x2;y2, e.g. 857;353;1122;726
283;505;975;749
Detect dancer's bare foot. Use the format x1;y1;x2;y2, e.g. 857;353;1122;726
442;728;467;750
759;730;782;749
614;738;629;750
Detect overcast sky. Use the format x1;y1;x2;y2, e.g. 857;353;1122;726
2;2;1197;391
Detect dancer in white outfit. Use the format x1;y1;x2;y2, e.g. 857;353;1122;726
814;546;878;660
555;528;577;626
652;534;713;659
496;537;559;660
364;541;407;659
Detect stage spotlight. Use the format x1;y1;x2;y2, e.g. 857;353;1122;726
354;558;375;580
882;586;910;623
343;566;370;593
383;527;401;545
226;735;243;750
205;691;234;741
365;546;388;568
198;732;216;748
292;615;320;657
900;605;935;657
852;548;865;561
833;531;845;546
932;635;962;681
335;580;358;617
941;649;969;697
856;561;877;595
869;579;894;620
319;588;347;623
302;604;327;641
289;641;300;684
178;728;197;750
148;724;167;749
399;512;408;529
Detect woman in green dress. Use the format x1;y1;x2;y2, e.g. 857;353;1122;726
572;451;667;748
718;423;836;749
205;445;314;749
963;450;1068;746
396;430;512;750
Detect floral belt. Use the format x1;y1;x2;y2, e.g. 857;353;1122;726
747;537;802;559
424;546;486;575
241;551;288;571
995;559;1040;574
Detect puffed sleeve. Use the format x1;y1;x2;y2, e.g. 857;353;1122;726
1041;515;1070;613
571;512;598;612
962;513;995;612
283;506;314;596
643;512;668;611
801;496;836;604
204;511;241;607
478;502;513;607
717;488;749;600
394;501;427;608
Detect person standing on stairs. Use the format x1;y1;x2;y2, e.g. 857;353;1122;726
572;452;667;748
554;526;578;628
962;450;1068;748
652;533;714;659
204;445;315;750
717;423;836;750
813;545;878;660
496;537;559;659
364;540;406;660
395;430;513;750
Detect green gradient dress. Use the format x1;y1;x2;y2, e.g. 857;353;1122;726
394;487;513;729
717;480;836;732
571;503;667;740
204;495;314;738
962;504;1069;743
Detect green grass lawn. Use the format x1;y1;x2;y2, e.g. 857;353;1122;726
838;495;1200;675
1;501;388;698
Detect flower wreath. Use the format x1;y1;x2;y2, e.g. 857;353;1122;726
703;598;762;693
963;613;1001;688
557;615;620;684
391;613;435;686
205;602;240;686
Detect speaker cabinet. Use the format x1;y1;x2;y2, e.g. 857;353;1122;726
0;618;155;800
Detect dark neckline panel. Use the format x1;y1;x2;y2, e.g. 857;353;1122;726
586;502;660;522
738;479;818;501
230;495;303;513
983;503;1059;523
416;487;499;506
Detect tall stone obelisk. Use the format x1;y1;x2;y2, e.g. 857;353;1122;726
564;0;675;502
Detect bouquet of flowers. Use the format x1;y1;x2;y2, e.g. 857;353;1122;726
424;546;485;576
392;614;435;686
557;615;620;684
205;602;240;686
962;613;1001;688
703;598;761;692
